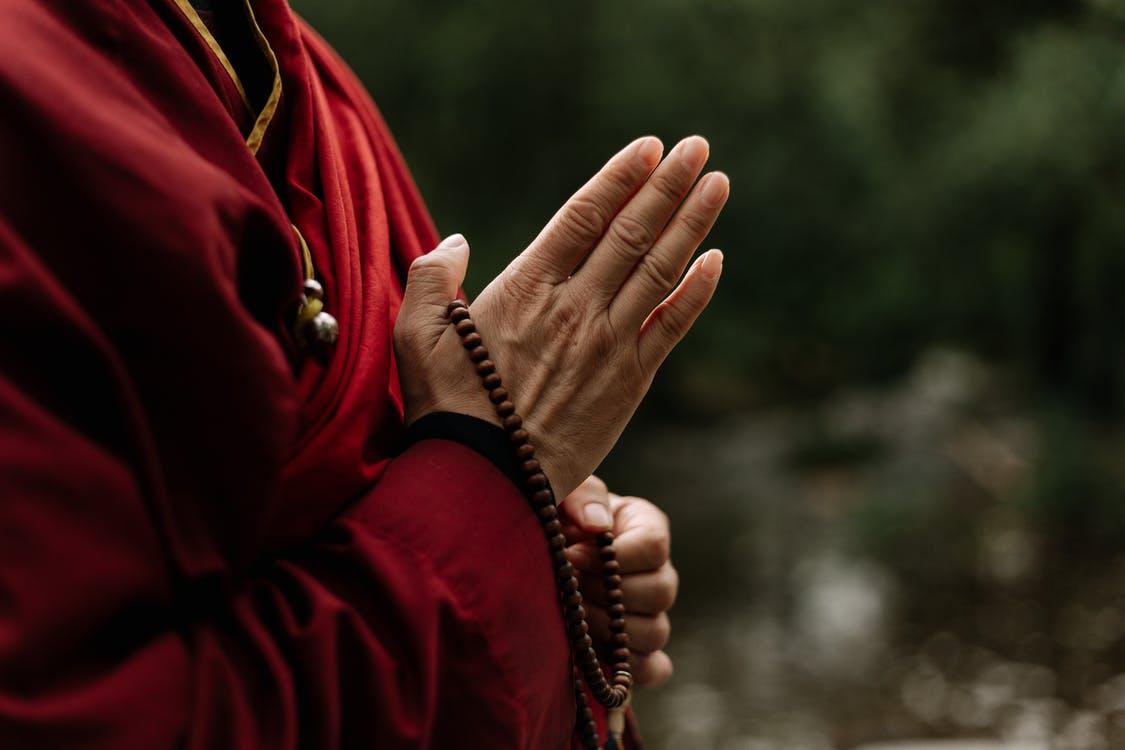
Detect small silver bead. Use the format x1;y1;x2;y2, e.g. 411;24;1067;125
302;279;325;301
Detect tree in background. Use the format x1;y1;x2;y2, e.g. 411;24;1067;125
297;0;1125;415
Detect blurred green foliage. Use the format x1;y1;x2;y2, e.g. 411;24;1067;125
295;0;1125;414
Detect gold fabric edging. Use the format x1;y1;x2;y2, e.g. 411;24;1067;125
168;0;281;156
169;0;252;111
241;0;282;155
292;225;316;282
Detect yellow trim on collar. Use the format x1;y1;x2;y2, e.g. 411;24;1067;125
241;0;282;156
169;0;281;156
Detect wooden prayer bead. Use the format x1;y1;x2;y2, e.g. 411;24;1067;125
446;301;630;744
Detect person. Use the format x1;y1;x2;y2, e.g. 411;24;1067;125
0;0;728;747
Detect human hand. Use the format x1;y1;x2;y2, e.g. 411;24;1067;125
394;136;728;498
560;476;677;688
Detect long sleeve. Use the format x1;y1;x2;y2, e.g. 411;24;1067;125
0;221;575;748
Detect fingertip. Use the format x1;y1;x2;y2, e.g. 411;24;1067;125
581;502;613;532
678;135;710;166
634;135;664;166
437;233;467;250
700;248;723;281
633;650;675;688
699;171;730;207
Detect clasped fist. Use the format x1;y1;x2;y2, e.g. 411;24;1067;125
394;136;728;498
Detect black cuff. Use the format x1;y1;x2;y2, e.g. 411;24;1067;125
405;412;521;487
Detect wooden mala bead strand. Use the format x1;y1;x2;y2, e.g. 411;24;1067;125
446;300;631;750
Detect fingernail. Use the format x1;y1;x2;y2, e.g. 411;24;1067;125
701;249;724;280
583;503;612;530
438;233;465;249
678;135;710;167
700;172;729;207
634;136;663;165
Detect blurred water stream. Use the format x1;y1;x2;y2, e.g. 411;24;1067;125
601;350;1125;749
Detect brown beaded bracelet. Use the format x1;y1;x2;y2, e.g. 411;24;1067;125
446;299;632;750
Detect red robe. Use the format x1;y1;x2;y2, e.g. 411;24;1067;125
0;1;630;746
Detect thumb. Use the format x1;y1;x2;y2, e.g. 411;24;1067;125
402;233;471;316
559;475;614;542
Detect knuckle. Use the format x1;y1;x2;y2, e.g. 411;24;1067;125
406;253;442;281
654;303;689;343
409;252;439;271
678;206;712;237
606;161;643;193
559;198;608;246
548;298;582;336
501;270;540;304
650;171;684;203
637;253;681;295
609;214;656;256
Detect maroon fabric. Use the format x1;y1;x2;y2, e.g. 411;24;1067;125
0;1;636;747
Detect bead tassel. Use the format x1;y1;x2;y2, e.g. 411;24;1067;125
446;300;631;749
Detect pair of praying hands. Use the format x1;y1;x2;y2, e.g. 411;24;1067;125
395;135;728;686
